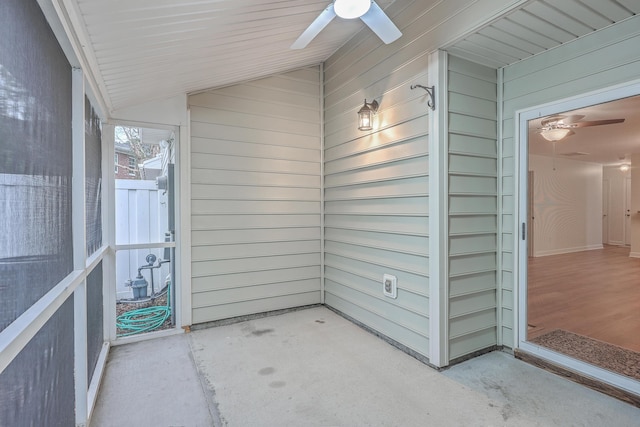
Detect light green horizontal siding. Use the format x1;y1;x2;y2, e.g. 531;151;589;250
192;293;321;324
500;15;640;348
322;0;432;356
192;169;321;188
189;67;322;323
324;214;428;236
192;266;321;294
447;55;498;360
324;292;430;356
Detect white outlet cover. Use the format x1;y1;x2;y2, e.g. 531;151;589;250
382;274;397;299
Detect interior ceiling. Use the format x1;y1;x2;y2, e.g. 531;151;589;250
68;0;639;113
528;95;640;166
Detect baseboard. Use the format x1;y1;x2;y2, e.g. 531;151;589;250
629;252;640;258
534;244;603;257
189;304;322;331
445;345;500;368
324;305;435;368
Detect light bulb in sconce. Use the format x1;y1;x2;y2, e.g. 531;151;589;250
620;163;630;172
357;99;379;131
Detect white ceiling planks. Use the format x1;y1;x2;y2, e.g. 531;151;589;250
447;0;637;69
71;0;392;111
66;0;637;112
618;0;640;14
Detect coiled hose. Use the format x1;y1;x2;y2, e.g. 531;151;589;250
116;287;171;337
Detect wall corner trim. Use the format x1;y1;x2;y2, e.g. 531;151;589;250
428;49;450;367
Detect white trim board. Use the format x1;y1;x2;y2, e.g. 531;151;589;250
0;271;83;374
428;49;449;367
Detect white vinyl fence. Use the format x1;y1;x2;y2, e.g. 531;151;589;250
115;179;170;299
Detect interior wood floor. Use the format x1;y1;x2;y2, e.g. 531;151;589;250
528;245;640;353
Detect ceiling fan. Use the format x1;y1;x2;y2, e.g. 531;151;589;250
291;0;402;49
536;114;625;141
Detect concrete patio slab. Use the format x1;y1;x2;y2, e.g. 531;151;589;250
91;333;215;427
92;306;640;426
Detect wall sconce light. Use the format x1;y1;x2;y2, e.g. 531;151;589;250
620;163;630;172
358;99;379;131
410;84;436;110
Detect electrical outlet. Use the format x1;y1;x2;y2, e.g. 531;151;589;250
382;274;397;299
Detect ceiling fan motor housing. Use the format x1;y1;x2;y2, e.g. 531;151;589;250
290;1;401;49
334;0;371;19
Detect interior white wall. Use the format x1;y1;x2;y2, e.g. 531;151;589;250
529;155;602;257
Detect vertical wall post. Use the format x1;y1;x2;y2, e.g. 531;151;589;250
428;50;450;368
72;67;88;427
102;123;117;342
496;67;504;346
179;111;193;328
320;63;325;304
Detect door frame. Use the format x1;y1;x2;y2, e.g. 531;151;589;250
624;176;632;246
104;120;185;344
514;81;640;395
602;178;609;245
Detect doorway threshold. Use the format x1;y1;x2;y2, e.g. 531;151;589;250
514;349;640;408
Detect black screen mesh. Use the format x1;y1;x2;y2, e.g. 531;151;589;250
0;0;73;330
0;300;75;427
0;0;76;424
87;261;104;384
86;96;102;256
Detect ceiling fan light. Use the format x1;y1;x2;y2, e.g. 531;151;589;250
540;128;571;141
334;0;371;19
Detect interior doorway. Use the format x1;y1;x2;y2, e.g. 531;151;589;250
110;124;178;339
517;84;640;394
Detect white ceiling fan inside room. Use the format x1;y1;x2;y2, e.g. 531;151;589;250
536;115;625;142
291;0;402;49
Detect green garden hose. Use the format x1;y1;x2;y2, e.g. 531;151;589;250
116;287;171;337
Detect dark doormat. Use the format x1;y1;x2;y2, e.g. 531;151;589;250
529;329;640;381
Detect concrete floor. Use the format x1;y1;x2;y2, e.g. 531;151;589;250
92;307;640;426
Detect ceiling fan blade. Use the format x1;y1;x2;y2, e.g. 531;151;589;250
540;115;565;127
291;4;337;49
572;118;625;127
359;1;402;44
562;114;585;124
